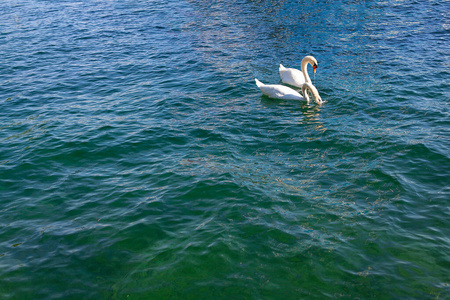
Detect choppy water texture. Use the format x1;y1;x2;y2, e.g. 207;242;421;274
1;0;449;299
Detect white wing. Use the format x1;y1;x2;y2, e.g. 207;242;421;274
255;79;304;100
279;64;305;88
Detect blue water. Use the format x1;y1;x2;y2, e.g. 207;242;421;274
1;0;449;299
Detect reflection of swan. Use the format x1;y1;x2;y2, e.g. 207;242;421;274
279;56;318;87
255;79;323;105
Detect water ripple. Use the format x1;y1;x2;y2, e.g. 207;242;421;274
1;0;449;298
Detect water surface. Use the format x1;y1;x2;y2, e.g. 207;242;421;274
1;0;449;299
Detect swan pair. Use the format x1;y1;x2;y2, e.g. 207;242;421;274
255;56;323;105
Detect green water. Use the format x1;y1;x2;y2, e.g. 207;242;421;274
1;0;449;299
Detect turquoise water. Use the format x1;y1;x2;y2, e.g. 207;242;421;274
1;0;449;298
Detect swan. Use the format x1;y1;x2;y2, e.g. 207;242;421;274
255;79;323;105
279;56;318;88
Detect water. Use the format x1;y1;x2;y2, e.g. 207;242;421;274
1;0;449;298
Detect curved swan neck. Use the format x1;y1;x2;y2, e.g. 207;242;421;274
301;58;312;84
301;56;318;84
302;82;323;105
301;85;311;104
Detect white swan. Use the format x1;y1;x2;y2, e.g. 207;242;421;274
255;79;323;105
279;56;318;88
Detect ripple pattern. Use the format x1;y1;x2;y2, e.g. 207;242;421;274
1;0;449;299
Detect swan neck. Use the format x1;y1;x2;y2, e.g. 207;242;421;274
302;84;322;105
301;59;312;84
301;85;310;104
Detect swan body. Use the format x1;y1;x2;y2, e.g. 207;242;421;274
255;78;304;100
279;56;318;88
255;79;323;105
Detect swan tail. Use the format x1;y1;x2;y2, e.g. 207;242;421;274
279;64;286;72
255;78;264;88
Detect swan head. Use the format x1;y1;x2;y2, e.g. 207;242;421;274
302;55;318;74
301;82;323;105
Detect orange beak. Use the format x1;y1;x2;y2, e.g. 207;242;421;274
313;64;317;73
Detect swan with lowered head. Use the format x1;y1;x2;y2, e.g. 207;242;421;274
255;79;323;105
279;55;318;88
